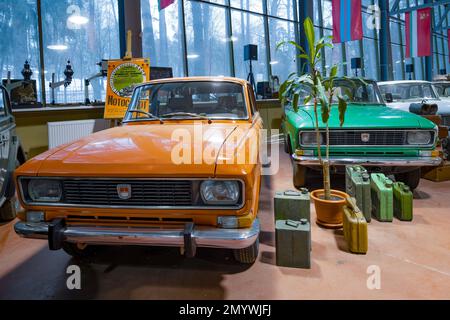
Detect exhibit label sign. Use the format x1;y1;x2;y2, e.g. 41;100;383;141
104;58;150;119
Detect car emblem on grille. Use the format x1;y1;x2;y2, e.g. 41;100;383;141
117;184;132;200
361;133;370;142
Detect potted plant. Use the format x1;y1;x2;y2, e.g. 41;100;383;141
278;17;349;228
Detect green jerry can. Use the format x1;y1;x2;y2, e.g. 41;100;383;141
275;219;311;269
274;189;310;222
370;173;394;222
345;165;372;222
393;182;413;221
343;197;368;254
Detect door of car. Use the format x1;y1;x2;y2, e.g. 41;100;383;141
0;86;15;203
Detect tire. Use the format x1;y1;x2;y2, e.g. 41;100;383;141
233;238;259;264
293;164;307;189
0;197;16;221
283;132;290;154
395;168;421;191
62;242;95;259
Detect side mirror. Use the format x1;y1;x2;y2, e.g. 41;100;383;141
384;93;393;103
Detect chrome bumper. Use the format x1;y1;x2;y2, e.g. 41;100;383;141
14;219;260;250
292;154;442;166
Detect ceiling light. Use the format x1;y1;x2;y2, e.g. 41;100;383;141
47;44;68;51
221;36;238;42
68;15;89;25
269;61;279;65
187;54;200;59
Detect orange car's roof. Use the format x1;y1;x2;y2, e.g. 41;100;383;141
139;76;249;86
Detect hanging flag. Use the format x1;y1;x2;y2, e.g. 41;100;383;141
159;0;175;11
447;29;450;63
405;8;432;58
332;0;363;43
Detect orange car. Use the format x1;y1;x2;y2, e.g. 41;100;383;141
14;77;263;263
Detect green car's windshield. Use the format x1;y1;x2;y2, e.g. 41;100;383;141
124;81;248;121
379;82;438;101
291;79;383;105
332;79;383;104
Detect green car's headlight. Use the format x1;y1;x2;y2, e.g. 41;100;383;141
300;132;323;145
407;131;432;145
27;179;62;202
200;180;240;205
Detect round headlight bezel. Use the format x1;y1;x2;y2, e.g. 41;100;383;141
200;180;240;205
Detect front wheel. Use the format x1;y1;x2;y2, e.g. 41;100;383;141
233;239;259;264
0;198;16;221
395;168;421;191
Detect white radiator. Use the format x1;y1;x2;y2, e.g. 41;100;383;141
48;119;110;149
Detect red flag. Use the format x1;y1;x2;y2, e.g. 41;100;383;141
448;29;450;63
159;0;175;11
332;0;363;43
405;8;432;58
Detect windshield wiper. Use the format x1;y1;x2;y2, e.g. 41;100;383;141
160;112;212;122
127;110;163;123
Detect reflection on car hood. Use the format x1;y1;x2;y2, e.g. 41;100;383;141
25;122;254;177
300;103;435;129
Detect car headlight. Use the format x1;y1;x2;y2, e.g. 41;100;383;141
407;131;432;145
27;179;62;202
300;132;323;145
200;180;240;205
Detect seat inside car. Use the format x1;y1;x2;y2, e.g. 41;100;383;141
167;96;193;113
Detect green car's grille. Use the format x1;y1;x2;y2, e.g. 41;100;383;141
328;130;406;146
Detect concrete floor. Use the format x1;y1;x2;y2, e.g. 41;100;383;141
1;145;450;299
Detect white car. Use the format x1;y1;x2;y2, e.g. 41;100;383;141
433;81;450;102
378;80;450;128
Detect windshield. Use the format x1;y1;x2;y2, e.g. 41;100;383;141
433;83;450;97
124;81;248;121
379;83;438;101
332;79;383;103
290;79;383;105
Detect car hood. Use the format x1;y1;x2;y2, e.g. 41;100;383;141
385;99;450;115
23;122;252;177
299;103;435;129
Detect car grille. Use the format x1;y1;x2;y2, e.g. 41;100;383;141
62;180;193;207
328;130;407;146
441;115;450;126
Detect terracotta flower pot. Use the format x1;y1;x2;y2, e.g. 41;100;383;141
310;189;349;229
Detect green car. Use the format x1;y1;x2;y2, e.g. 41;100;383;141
281;78;441;190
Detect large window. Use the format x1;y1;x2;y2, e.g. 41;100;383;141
141;0;183;77
267;0;293;20
269;18;297;82
230;0;264;14
392;44;404;80
184;1;231;76
0;1;41;100
231;10;268;82
345;41;361;76
41;0;120;104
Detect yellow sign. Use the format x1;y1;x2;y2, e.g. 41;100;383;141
104;58;150;119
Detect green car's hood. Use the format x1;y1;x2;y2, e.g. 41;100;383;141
296;103;436;129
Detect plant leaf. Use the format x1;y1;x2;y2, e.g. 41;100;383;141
292;93;300;113
338;96;348;126
304;95;312;105
329;65;338;78
303;17;315;63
